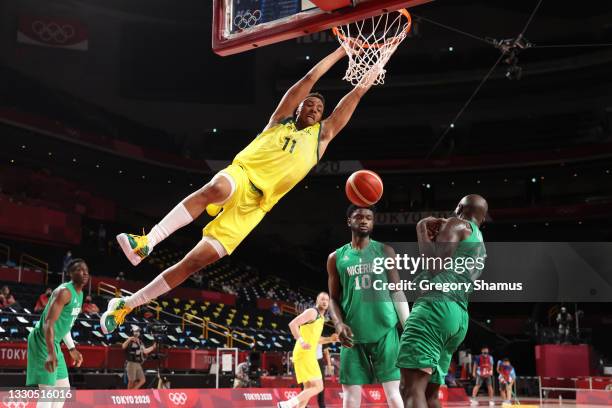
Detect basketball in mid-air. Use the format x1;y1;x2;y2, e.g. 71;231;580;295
345;170;384;207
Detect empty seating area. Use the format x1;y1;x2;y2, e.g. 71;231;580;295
0;279;303;351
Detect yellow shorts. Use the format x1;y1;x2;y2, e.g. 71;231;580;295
202;164;266;255
294;356;322;384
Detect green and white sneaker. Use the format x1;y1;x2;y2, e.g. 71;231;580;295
117;233;151;266
100;297;132;334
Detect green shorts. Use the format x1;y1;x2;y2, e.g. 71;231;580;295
396;298;468;385
340;327;401;385
26;334;68;386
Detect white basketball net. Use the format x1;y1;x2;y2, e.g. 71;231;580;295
333;9;412;88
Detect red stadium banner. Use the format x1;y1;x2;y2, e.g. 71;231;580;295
0;387;468;407
0;343;250;371
17;15;89;50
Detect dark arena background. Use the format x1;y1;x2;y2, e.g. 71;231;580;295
1;0;612;407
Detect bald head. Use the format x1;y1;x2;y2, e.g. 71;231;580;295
455;194;488;226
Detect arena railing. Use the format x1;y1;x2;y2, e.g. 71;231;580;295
19;253;48;286
97;281;161;319
231;330;256;348
99;281;255;348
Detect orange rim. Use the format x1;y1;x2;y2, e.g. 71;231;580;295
332;9;412;49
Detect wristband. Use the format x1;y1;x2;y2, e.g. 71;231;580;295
63;332;75;350
391;290;410;328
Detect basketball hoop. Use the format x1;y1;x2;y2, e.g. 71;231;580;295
332;9;412;87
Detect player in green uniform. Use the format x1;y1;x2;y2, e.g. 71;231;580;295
397;194;488;408
26;259;88;401
327;205;410;408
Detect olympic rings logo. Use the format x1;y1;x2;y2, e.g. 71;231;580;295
31;20;75;44
233;10;262;30
1;397;27;408
283;391;298;399
168;392;187;405
369;390;382;400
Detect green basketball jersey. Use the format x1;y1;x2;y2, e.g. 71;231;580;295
29;281;82;348
420;220;486;309
335;239;398;344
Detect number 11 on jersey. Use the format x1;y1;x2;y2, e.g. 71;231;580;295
282;137;297;153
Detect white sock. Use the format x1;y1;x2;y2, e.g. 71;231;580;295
125;274;171;309
147;203;193;248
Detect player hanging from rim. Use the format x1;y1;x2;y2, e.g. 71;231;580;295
100;44;384;333
327;205;410;408
26;259;89;408
278;292;338;408
397;195;488;408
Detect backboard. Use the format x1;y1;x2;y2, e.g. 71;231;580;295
212;0;432;56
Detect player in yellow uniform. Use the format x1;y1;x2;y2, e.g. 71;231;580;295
279;292;338;408
101;45;383;333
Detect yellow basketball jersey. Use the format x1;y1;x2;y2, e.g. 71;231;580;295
292;311;324;361
233;118;321;212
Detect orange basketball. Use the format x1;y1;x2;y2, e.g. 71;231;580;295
345;170;383;207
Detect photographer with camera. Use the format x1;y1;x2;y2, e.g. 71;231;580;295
233;358;253;388
122;326;156;389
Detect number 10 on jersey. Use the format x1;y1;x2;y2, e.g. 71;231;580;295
354;274;372;290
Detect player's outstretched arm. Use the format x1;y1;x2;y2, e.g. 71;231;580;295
42;288;71;372
318;70;378;157
327;252;353;347
267;47;346;128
